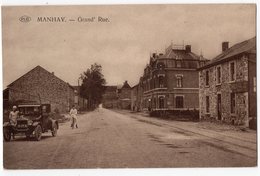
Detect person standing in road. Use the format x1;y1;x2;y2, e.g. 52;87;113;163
70;105;78;129
9;105;19;139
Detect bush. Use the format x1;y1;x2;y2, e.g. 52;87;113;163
149;109;199;121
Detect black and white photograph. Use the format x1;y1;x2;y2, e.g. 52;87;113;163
0;1;258;175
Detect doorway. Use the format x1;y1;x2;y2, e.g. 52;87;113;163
217;94;222;120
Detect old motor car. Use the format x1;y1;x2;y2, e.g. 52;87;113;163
3;104;59;141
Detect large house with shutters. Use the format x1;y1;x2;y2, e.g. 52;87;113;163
198;37;256;127
134;43;208;114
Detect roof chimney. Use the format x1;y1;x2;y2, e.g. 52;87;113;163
222;42;229;52
185;45;191;53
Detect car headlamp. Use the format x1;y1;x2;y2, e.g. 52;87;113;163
28;120;33;125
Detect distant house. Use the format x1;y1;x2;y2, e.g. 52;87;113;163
131;84;138;111
198;37;256;127
118;81;131;109
3;65;76;113
102;86;118;108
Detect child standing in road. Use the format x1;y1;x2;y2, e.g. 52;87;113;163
70;105;78;129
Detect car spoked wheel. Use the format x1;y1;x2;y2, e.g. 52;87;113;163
34;125;42;141
3;127;11;142
52;123;57;137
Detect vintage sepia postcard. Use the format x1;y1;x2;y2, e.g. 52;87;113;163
1;2;257;175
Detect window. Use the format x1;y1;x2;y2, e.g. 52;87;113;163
157;62;165;70
206;96;210;113
153;76;156;88
230;62;235;81
216;66;222;84
205;70;209;86
159;96;164;109
159;75;164;88
153;98;157;109
176;61;181;68
175;96;184;108
167;60;175;68
176;75;183;88
254;77;256;92
231;93;235;114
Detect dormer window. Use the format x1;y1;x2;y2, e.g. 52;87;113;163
176;61;181;68
176;55;182;60
157;62;165;70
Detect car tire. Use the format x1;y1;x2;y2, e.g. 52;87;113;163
52;123;58;137
3;127;11;142
25;133;31;140
34;125;42;141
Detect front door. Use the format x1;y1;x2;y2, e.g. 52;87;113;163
217;94;221;120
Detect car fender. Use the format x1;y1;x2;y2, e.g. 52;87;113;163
51;120;59;129
32;121;41;127
3;122;11;127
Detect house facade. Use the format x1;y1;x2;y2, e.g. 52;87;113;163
131;84;138;111
135;44;208;113
198;37;256;127
102;86;118;109
118;81;131;109
4;65;76;113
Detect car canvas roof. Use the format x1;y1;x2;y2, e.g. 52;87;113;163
18;105;41;107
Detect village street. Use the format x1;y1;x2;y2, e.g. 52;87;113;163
4;108;257;169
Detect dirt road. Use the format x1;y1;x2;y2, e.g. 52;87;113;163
3;108;257;169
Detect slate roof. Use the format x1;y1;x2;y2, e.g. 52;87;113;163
198;37;256;70
160;44;207;61
163;49;205;60
7;65;74;90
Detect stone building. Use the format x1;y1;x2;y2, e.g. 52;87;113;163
3;65;76;113
135;43;208;114
102;86;118;108
118;81;131;109
198;37;256;127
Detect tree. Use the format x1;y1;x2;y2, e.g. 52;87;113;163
80;63;106;110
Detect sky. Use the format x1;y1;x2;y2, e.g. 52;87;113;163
2;4;256;88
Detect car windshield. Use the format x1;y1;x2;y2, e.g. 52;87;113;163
19;106;41;117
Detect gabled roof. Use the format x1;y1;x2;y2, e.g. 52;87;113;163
163;49;206;61
198;37;256;70
121;81;131;89
8;65;73;89
131;83;139;89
